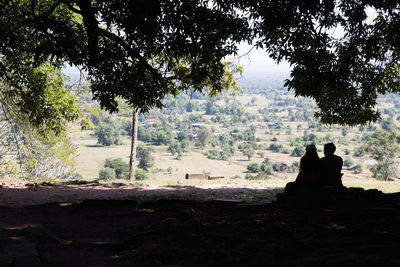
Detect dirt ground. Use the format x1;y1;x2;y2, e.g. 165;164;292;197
2;179;400;266
0;177;280;208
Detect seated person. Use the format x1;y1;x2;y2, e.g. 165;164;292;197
285;144;320;194
295;144;320;184
319;143;343;187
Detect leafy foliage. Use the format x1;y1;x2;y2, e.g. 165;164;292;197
364;130;400;181
99;167;116;180
1;0;247;114
136;145;155;170
4;1;400;125
96;123;122;146
104;158;129;179
134;169;149;181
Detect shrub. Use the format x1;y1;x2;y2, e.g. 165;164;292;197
99;167;115;180
291;146;303;157
245;172;269;180
135;169;149;180
269;143;283;152
353;147;365;157
254;172;270;180
167;167;172;174
343;158;353;167
245;173;255;180
247;163;261;173
104;158;129;178
272;164;281;172
353;164;363;174
261;164;274;175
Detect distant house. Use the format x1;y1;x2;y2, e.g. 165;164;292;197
144;119;160;125
268;122;278;127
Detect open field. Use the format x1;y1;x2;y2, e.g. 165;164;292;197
71;91;400;196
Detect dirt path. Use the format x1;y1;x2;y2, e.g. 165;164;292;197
0;177;282;208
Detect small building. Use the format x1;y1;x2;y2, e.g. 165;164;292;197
144;119;160;124
185;173;204;180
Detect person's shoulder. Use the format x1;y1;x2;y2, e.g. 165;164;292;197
333;154;343;162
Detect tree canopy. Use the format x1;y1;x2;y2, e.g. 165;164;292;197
2;0;400;125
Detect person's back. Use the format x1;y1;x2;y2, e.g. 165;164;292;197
319;143;343;187
296;145;320;184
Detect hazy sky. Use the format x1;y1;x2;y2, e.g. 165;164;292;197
234;43;291;76
64;43;292;78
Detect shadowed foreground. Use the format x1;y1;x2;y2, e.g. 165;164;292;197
2;187;400;266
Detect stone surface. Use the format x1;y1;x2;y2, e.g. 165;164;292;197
5;243;38;258
0;252;13;267
15;256;42;267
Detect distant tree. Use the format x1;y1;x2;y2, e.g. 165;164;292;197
240;144;255;161
96;123;122;146
247;163;260;173
364;130;400;181
136;145;155;170
205;100;218;115
303;133;317;142
104;158;129;179
168;141;184;158
251;97;257;106
269;143;283;153
154;129;173;145
291;146;303;157
197;128;211;148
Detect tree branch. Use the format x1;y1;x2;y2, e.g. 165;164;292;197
96;28;167;86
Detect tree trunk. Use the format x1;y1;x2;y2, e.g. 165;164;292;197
129;109;139;181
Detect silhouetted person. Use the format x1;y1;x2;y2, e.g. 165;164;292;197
284;144;320;194
295;144;320;184
319;143;343;187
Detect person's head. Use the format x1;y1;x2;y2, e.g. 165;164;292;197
324;143;336;156
305;144;319;159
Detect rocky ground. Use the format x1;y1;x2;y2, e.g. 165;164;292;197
2;180;400;266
